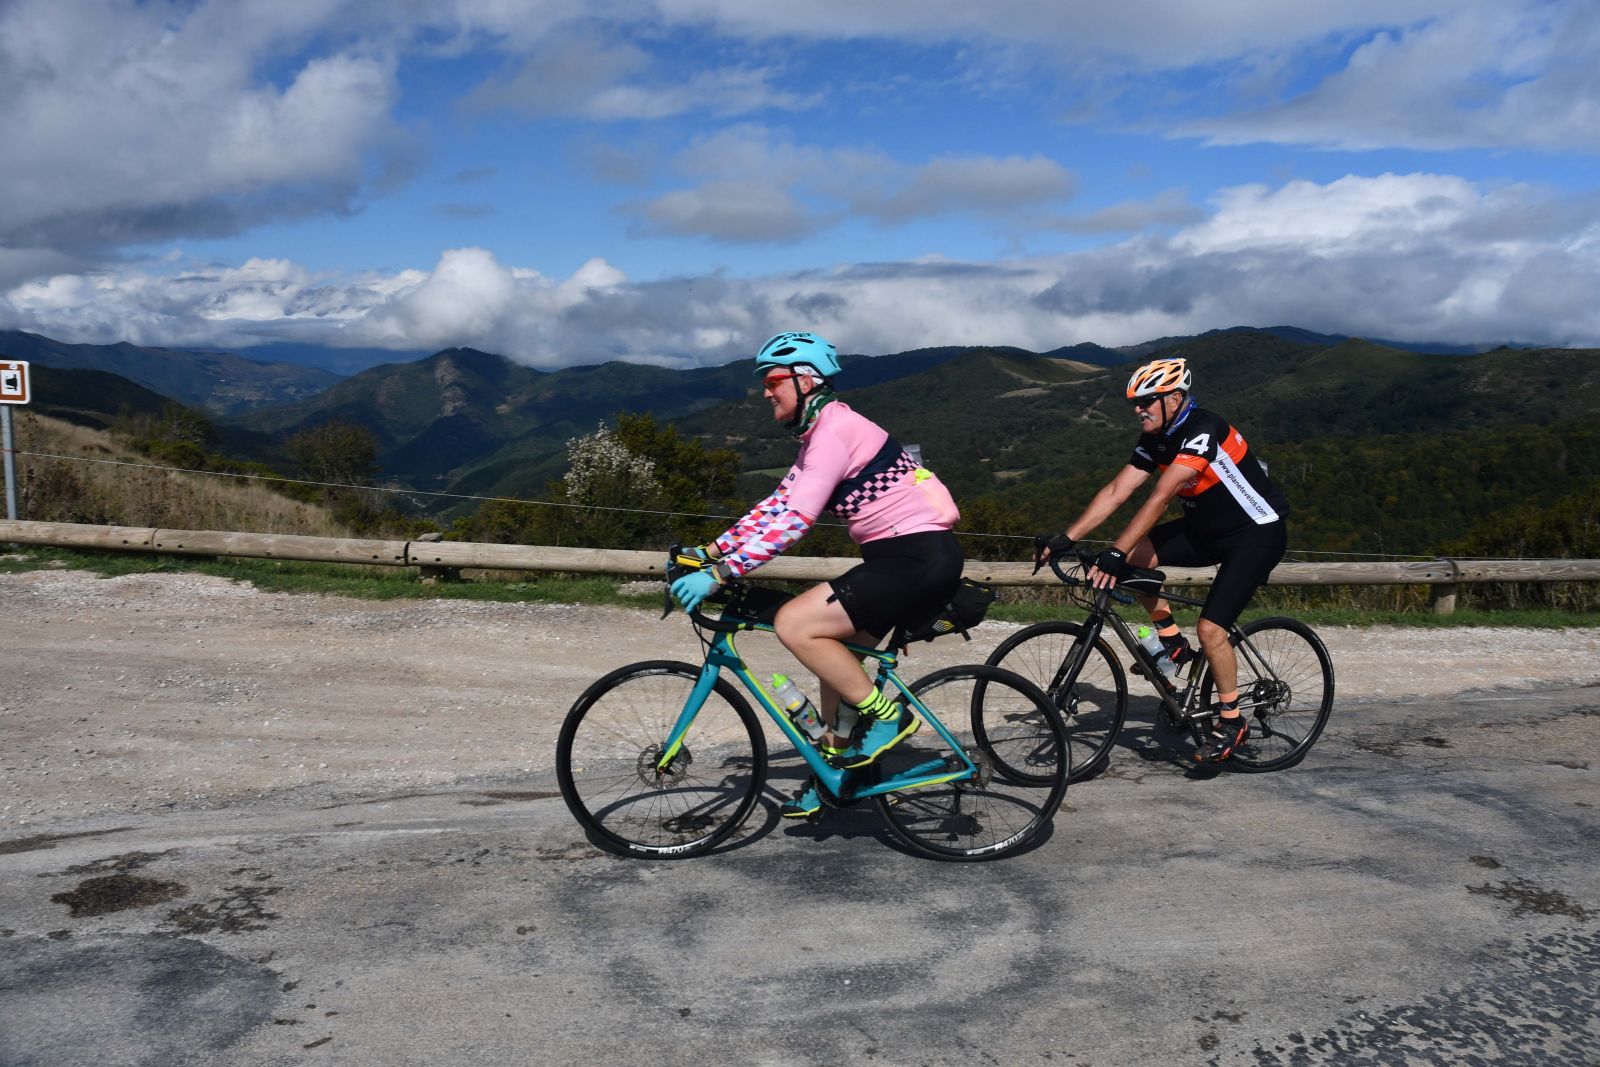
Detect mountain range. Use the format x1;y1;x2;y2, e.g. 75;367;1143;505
12;325;1595;552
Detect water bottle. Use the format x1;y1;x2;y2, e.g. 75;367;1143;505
771;674;827;742
1136;625;1179;678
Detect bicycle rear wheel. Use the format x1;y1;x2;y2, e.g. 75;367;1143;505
556;660;767;858
874;665;1069;861
1200;618;1334;772
985;621;1127;781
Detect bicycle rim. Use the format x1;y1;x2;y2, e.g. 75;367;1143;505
874;665;1069;861
556;661;767;858
1205;618;1335;772
985;620;1127;782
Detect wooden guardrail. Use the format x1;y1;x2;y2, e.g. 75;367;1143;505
5;521;1599;613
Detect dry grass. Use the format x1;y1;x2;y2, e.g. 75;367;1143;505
12;411;349;535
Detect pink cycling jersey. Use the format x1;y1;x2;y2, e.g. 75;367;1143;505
713;401;959;577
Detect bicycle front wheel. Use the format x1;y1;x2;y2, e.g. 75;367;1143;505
556;660;767;858
986;621;1127;781
1201;618;1334;772
874;665;1069;862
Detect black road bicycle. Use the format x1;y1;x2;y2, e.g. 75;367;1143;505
987;548;1334;780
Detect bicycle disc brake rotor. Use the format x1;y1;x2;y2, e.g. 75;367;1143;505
1250;679;1291;715
638;744;691;788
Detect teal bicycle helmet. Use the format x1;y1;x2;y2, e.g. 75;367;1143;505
754;332;841;379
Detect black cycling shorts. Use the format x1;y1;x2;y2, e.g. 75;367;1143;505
828;529;964;640
1147;519;1286;628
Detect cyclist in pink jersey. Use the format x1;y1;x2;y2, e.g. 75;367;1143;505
670;332;963;817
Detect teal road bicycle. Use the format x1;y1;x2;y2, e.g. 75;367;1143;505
555;555;1071;862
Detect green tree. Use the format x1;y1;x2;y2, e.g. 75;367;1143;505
453;413;742;549
287;420;386;533
287;420;379;486
1445;479;1600;610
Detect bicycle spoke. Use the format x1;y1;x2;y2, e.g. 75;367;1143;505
986;621;1127;781
1209;619;1334;772
875;665;1068;861
557;662;765;857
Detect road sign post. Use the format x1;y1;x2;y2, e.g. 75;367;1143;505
0;360;31;520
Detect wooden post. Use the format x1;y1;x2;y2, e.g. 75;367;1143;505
1427;559;1460;615
413;532;461;583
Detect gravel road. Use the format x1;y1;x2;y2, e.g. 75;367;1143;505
5;566;1599;827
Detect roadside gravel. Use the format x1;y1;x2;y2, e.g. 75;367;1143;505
4;568;1597;830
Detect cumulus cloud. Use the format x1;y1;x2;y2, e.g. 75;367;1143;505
6;174;1598;361
0;0;413;255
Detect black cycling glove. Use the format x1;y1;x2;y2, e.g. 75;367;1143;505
1094;547;1127;579
1032;532;1076;572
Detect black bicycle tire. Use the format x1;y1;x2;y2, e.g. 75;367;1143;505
1200;617;1335;772
556;660;768;858
874;664;1069;862
985;620;1128;782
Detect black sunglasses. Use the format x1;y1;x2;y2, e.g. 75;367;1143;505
1131;394;1169;410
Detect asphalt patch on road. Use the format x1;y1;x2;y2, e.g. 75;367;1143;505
162;869;284;935
1236;926;1600;1065
0;827;133;856
0;935;280;1067
51;874;187;918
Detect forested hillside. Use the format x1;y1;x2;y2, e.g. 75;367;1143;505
17;323;1599;561
677;334;1600;559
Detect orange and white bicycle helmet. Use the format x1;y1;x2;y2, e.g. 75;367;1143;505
1126;357;1191;400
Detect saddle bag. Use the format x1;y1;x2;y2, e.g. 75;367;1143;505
900;578;997;644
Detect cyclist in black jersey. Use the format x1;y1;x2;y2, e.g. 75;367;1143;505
1038;357;1289;762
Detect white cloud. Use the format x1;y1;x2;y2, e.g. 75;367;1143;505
1051;189;1205;234
0;0;409;253
460;30;816;121
630;182;825;242
7;174;1598;360
654;0;1471;68
1185;5;1600;152
1175;173;1485;253
626;127;1079;241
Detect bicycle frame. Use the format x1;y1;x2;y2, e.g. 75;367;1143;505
655;620;980;802
1050;574;1295;735
1087;586;1212;728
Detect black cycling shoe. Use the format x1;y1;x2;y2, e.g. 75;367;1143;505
1195;715;1250;763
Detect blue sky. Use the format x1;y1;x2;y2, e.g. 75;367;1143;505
2;1;1598;367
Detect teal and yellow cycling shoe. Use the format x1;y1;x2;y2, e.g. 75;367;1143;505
827;705;920;770
779;777;824;818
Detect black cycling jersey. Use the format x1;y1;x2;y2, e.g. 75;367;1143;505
1128;403;1288;539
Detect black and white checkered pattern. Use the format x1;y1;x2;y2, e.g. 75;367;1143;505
830;451;918;517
